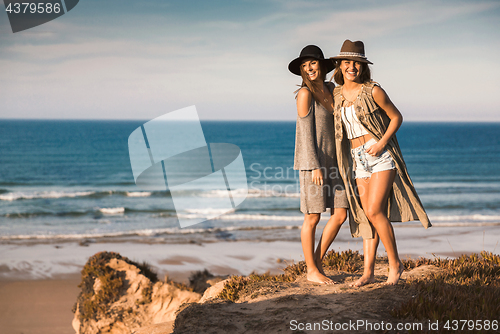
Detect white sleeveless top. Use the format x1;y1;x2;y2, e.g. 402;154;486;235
341;105;369;139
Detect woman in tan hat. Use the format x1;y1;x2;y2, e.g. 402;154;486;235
289;45;349;284
331;40;431;286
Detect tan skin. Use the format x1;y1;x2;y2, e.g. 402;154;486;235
339;59;405;286
297;58;348;284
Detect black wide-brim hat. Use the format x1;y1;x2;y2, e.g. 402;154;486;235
330;39;373;64
288;45;335;76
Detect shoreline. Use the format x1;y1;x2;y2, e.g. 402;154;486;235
1;223;499;282
2;220;499;243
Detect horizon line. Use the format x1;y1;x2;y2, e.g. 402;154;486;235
1;118;500;124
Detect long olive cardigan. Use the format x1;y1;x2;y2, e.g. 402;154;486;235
333;82;431;239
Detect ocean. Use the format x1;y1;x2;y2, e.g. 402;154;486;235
1;120;499;244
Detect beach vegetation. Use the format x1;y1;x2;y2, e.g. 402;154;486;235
189;269;215;293
219;249;363;302
322;249;364;272
393;251;500;333
73;251;159;320
135;260;159;283
163;275;191;291
137;284;153;305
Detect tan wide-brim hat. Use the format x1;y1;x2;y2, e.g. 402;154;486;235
330;40;373;64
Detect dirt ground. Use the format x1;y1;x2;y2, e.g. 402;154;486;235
172;264;443;334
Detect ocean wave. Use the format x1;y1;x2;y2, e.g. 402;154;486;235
98;207;125;215
126;191;152;197
91;190;170;198
2;207;177;219
175;212;307;221
183;208;236;215
236;207;298;212
216;214;305;221
0;230;161;241
0;225;301;241
416;184;500;197
247;190;300;198
0;190;96;201
430;214;500;222
198;188;299;198
415;182;500;190
199;189;248;198
0;189;171;201
4;211;87;219
428;222;500;227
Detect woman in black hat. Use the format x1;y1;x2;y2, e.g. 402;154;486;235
289;45;349;284
331;40;431;286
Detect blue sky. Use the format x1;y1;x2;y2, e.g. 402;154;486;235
0;0;499;121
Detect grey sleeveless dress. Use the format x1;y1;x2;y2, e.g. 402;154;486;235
294;83;348;213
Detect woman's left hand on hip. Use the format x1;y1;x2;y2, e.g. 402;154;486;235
366;142;385;157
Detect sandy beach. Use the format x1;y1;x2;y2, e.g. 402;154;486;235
0;276;80;334
1;223;499;334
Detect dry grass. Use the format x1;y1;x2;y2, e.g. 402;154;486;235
218;249;500;332
322;248;364;272
164;275;192;291
188;269;214;293
393;251;500;333
136;284;153;305
73;251;158;320
219;249;363;302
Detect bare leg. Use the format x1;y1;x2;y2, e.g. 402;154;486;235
351;232;379;287
362;170;404;285
314;208;347;275
301;213;333;284
350;177;376;287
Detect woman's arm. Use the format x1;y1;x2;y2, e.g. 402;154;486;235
297;87;312;117
296;87;323;185
365;85;403;157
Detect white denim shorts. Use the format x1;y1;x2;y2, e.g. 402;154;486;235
351;138;396;179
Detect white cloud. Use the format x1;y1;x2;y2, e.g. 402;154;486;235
294;1;498;43
0;0;499;121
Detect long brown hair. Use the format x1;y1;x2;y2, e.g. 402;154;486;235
333;60;371;85
299;59;328;95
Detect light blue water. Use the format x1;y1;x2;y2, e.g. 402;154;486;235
0;120;499;242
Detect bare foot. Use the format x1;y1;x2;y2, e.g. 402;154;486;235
349;274;375;287
385;261;405;285
315;260;326;275
307;271;335;285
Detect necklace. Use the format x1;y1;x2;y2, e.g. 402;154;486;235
312;84;331;103
341;85;362;106
321;84;331;103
